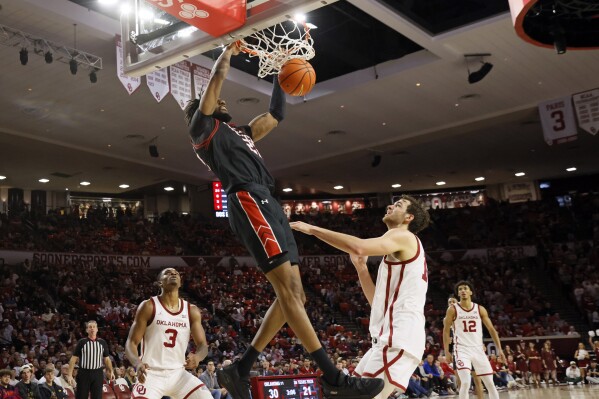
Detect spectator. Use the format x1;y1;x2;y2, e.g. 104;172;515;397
38;367;66;399
199;361;231;399
123;367;136;389
56;365;75;391
565;362;583;385
586;360;599;384
0;369;20;399
15;364;40;399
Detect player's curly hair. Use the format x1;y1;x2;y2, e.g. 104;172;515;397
184;97;201;126
454;280;474;298
400;194;431;234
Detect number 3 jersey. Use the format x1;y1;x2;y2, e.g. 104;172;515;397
141;297;191;370
451;303;483;349
369;237;428;359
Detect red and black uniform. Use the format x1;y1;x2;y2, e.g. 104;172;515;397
190;114;298;272
0;384;22;399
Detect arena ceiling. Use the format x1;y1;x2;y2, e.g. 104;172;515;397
1;0;599;198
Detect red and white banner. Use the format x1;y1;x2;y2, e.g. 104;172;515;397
170;61;193;110
573;88;599;136
538;96;577;145
115;35;141;95
193;64;211;98
146;68;170;103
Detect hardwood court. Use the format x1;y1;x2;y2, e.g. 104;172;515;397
492;385;597;398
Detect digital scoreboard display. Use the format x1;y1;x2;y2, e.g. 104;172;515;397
212;181;228;218
251;374;321;399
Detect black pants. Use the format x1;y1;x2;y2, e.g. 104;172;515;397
76;368;104;399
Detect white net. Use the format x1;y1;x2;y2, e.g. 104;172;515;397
238;21;315;78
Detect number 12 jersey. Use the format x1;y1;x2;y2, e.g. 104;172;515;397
452;303;483;349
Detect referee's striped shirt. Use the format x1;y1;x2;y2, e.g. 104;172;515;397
74;338;109;370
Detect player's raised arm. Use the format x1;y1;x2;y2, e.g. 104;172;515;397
125;300;153;382
198;43;240;116
480;305;505;363
187;304;208;369
443;306;456;363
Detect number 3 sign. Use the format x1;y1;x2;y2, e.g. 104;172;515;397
538;96;578;145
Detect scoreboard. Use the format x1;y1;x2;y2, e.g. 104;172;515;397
212;181;228;218
251;374;321;399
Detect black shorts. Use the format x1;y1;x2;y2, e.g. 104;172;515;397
228;187;299;273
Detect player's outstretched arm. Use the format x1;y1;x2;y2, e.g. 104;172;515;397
249;79;286;142
443;306;456;363
480;305;505;363
125;300;153;382
198;43;240;116
349;255;374;305
290;221;410;256
187;304;209;369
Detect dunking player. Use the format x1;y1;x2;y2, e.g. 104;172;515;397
125;268;211;399
443;281;504;399
184;43;383;399
291;196;430;399
446;297;484;399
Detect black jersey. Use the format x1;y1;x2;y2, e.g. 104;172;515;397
190;113;275;194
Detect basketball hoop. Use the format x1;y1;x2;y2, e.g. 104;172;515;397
237;20;315;78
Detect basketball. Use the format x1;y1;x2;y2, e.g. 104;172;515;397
278;59;316;97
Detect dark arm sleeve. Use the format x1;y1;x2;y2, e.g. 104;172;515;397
239;125;253;139
74;339;84;357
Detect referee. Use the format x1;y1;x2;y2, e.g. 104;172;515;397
66;320;114;399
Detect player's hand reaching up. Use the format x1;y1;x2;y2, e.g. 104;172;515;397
228;42;241;56
136;363;150;384
350;254;369;273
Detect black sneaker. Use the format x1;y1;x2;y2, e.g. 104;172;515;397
217;362;251;399
321;372;385;399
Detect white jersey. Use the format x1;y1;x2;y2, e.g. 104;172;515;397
452;302;483;349
369;237;428;358
141;296;191;370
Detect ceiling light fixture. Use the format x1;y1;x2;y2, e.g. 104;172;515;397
333;185;343;190
119;184;130;189
282;188;293;192
436;181;446;186
391;184;401;188
515;172;525;177
474;177;485;181
566;167;577;172
0;176;6;180
465;53;493;84
89;69;98;83
39;178;49;183
80;181;91;186
164;186;174;191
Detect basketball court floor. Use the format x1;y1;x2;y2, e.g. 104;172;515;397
454;385;597;399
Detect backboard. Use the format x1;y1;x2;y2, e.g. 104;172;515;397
121;0;335;77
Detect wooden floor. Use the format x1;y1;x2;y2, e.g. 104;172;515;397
479;385;597;398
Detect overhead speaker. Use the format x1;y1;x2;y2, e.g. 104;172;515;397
371;154;382;168
149;144;159;158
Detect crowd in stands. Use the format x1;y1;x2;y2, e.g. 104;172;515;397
0;192;597;398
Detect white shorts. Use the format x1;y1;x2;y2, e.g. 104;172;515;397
453;345;493;376
131;368;211;399
354;345;420;394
